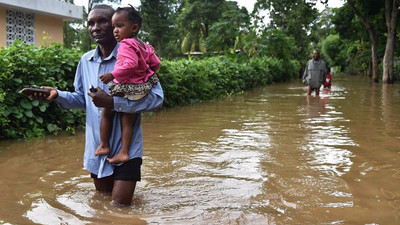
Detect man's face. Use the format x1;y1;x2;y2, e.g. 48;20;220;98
87;8;115;45
313;51;319;60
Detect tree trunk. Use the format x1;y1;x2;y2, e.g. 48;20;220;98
204;23;209;38
383;33;395;84
382;0;399;84
347;0;380;83
369;30;379;83
368;61;372;77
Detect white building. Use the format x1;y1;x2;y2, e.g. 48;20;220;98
0;0;83;46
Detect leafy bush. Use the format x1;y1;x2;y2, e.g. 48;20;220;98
158;56;299;108
0;41;84;139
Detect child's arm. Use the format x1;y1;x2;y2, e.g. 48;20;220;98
100;73;114;84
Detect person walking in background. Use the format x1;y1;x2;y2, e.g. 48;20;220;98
302;49;327;96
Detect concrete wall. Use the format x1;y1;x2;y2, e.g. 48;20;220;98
0;7;5;46
0;0;82;20
0;6;65;47
35;13;63;46
0;0;83;47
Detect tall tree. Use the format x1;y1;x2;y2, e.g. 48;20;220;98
140;0;179;57
176;0;226;52
331;3;386;76
311;7;336;43
206;2;250;53
346;0;383;83
254;0;319;62
63;21;80;48
382;0;400;83
62;0;81;48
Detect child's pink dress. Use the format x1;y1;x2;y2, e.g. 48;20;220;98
109;38;161;100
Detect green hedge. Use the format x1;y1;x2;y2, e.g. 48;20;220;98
0;42;298;139
159;57;298;107
0;41;84;139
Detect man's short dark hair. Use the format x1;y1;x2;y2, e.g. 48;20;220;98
91;4;115;16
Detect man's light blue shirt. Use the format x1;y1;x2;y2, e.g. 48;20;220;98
55;43;163;178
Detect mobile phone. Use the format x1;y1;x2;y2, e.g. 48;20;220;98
19;86;51;96
89;85;97;93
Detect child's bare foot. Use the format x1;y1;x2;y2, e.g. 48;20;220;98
94;145;110;156
107;152;130;164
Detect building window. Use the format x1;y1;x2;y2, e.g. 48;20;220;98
6;9;35;46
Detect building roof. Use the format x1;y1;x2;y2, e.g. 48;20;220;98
0;0;83;21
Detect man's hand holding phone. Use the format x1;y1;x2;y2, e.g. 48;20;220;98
88;86;114;108
19;86;58;102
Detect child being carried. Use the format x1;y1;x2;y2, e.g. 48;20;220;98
95;5;161;164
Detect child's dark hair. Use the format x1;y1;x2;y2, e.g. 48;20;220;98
116;4;142;28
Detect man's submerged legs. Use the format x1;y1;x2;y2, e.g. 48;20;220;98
91;158;141;206
111;180;137;206
92;176;137;206
92;175;114;193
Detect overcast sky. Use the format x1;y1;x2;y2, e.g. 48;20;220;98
74;0;345;12
236;0;345;12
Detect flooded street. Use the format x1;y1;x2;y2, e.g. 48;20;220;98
1;75;400;224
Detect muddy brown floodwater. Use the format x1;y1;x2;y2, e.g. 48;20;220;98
1;75;400;224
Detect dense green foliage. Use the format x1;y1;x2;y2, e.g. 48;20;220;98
140;0;180;57
321;34;345;68
254;0;319;62
159;56;298;107
61;0;400;81
0;42;298;139
206;4;250;53
0;42;84;139
330;0;399;82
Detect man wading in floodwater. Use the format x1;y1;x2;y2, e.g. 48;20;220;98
29;4;163;206
302;49;327;96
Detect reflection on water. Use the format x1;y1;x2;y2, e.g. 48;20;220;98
302;90;356;178
1;76;400;224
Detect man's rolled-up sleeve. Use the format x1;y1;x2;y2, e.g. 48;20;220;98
113;82;164;113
